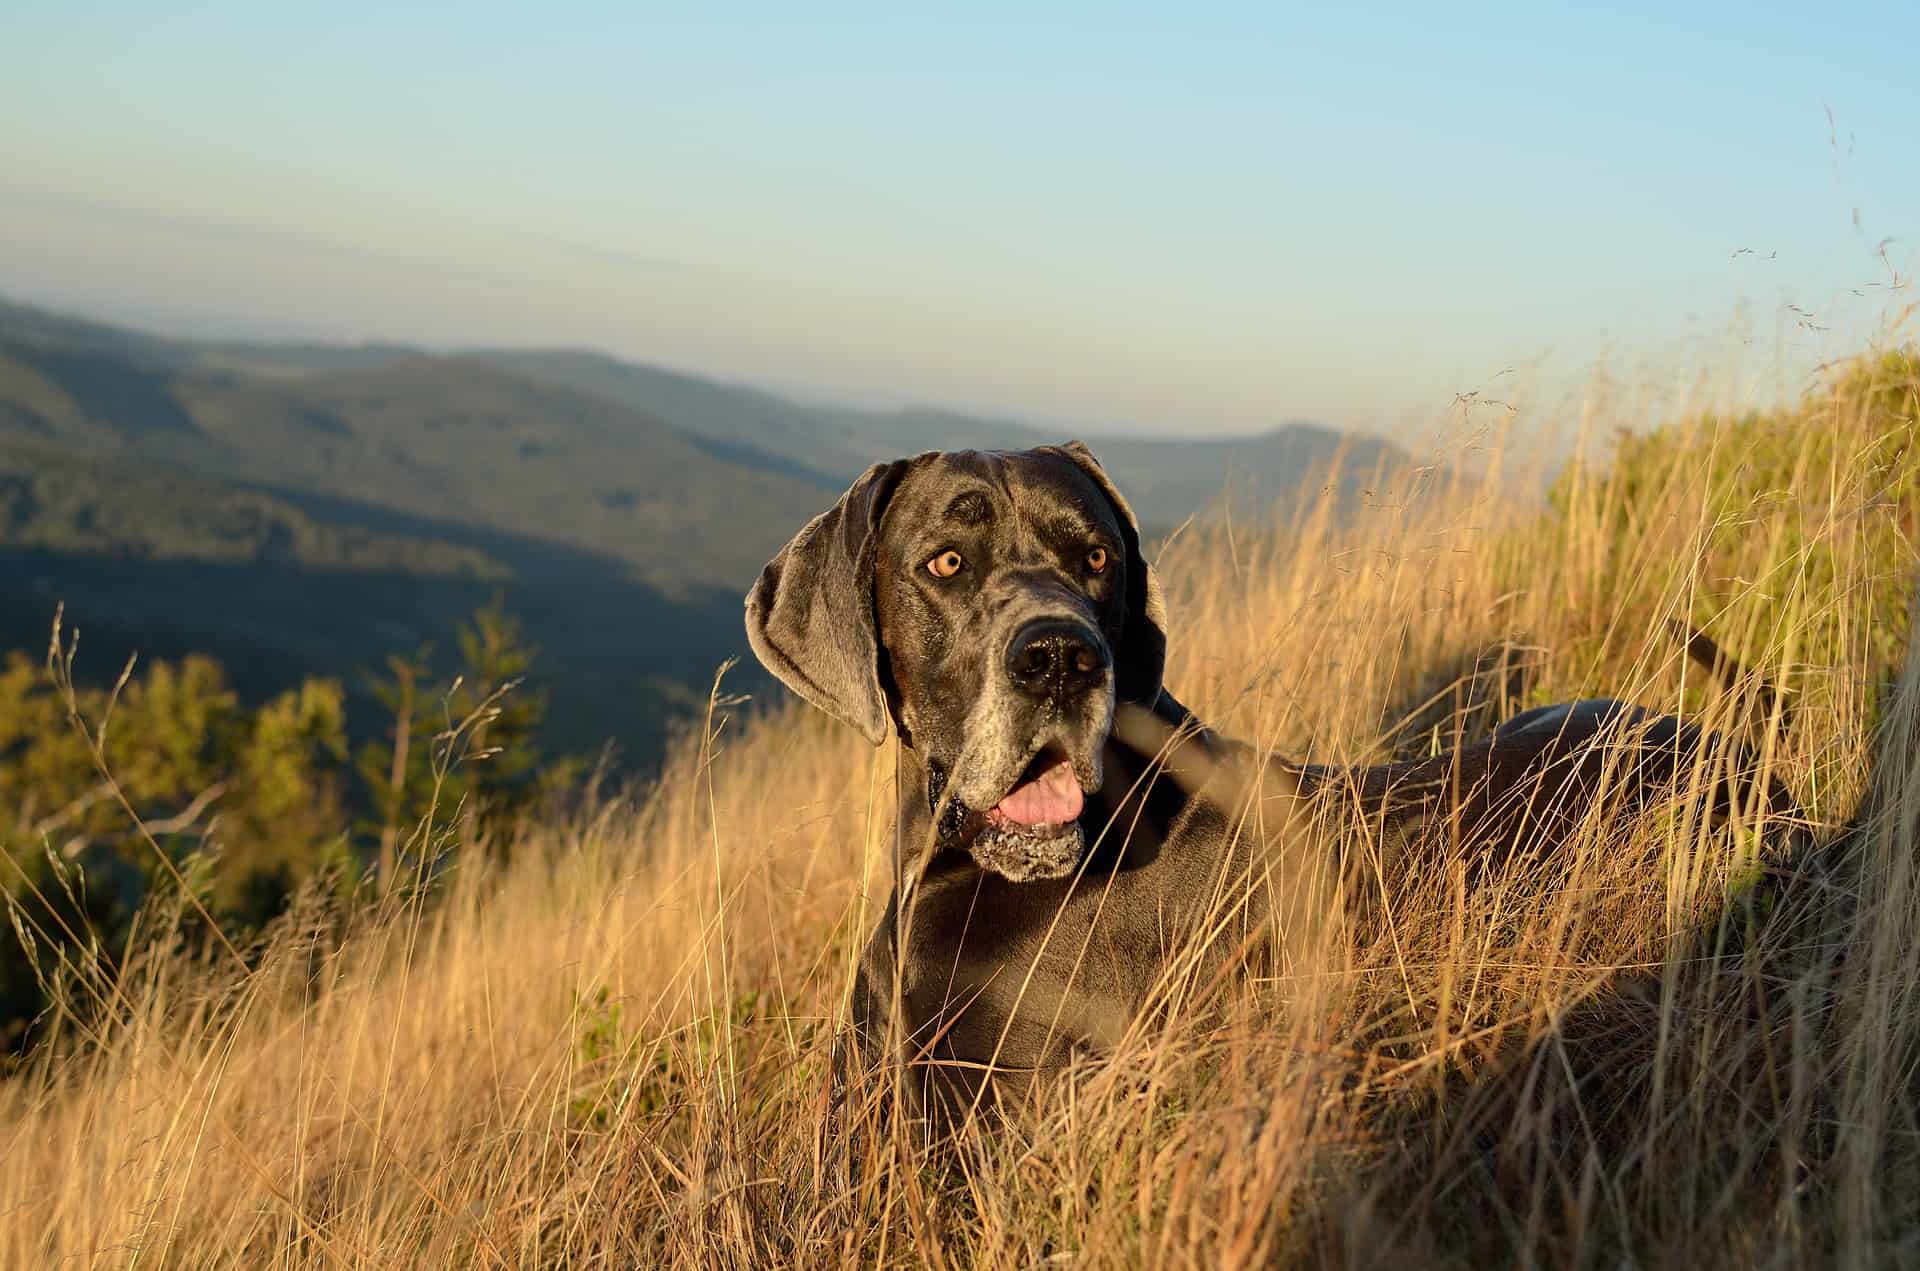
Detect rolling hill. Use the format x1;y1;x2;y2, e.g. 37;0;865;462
0;295;1412;766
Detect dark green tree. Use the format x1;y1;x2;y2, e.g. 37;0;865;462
355;600;582;884
354;645;441;891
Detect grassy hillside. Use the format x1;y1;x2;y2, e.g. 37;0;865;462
0;441;505;574
0;346;1911;1264
0;314;836;593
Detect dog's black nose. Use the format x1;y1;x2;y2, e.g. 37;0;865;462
1006;620;1109;701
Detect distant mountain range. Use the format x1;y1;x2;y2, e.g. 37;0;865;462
0;295;1411;766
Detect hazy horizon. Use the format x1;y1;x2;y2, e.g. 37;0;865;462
2;283;1377;445
4;5;1916;442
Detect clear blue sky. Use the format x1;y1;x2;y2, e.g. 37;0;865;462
2;3;1915;438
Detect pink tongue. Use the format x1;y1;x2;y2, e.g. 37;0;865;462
991;759;1085;827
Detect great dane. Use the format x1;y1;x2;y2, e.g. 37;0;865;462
745;443;1796;1126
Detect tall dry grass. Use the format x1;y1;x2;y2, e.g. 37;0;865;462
0;352;1914;1267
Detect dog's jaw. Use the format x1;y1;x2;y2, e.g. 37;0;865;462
965;821;1084;882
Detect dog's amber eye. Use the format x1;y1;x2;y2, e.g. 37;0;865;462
926;550;964;579
1086;546;1109;573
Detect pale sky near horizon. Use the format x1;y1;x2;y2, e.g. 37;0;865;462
2;3;1916;441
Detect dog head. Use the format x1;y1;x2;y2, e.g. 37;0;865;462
745;442;1167;881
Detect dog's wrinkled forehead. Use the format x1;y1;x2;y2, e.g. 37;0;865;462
877;449;1125;560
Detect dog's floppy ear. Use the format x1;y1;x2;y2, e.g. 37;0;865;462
745;457;920;744
1045;440;1168;705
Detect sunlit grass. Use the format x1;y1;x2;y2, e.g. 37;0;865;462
0;347;1914;1266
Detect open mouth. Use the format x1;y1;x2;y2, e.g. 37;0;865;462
984;747;1086;835
962;746;1089;884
